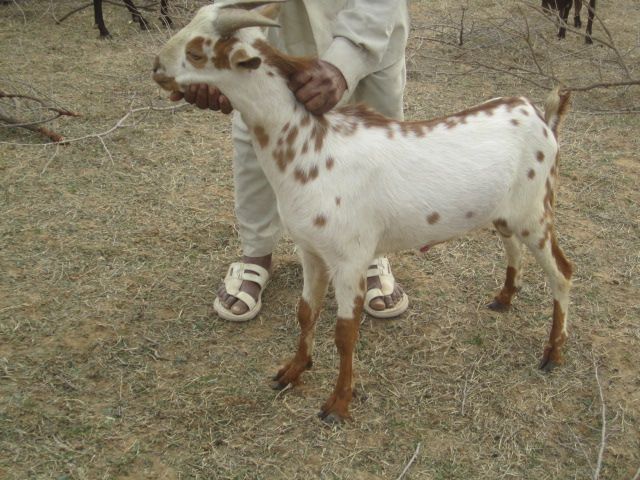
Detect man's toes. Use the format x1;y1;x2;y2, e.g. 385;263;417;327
222;294;235;308
368;296;386;311
383;295;394;308
230;300;249;315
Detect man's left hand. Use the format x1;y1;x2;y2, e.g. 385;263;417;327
288;60;347;115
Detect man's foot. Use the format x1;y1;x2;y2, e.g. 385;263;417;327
364;258;409;319
214;255;271;321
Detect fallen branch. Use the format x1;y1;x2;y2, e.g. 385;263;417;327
0;111;64;142
0;90;81;142
396;442;421;480
0;104;189;152
592;357;606;480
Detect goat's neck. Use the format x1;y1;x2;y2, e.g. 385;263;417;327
223;73;298;134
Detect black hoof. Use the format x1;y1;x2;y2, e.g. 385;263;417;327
539;358;558;372
318;411;345;425
271;380;289;390
487;299;510;312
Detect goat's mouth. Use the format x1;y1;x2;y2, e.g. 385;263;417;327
153;73;181;93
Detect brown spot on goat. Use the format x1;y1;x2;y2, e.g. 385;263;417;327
528;169;536;179
313;215;327;227
185;36;207;68
551;234;573;280
511;119;520;126
335;197;341;206
286;126;298;146
466;211;474;218
212;37;239;70
427;212;440;225
293;165;319;184
253;126;269;148
493;218;512;237
325;156;334;170
537;151;545;162
521;229;530;237
252;39;316;78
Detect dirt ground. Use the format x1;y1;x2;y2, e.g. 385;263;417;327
1;1;639;479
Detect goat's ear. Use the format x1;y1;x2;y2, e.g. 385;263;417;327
230;49;262;70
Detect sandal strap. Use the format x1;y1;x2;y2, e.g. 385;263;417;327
365;287;384;304
224;262;269;296
234;291;258;310
365;257;395;297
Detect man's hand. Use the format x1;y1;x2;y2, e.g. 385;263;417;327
170;85;233;114
288;60;347;115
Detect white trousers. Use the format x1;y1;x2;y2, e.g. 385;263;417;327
232;58;406;256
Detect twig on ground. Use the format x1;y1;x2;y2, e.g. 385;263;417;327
568;80;640;92
0;104;189;152
592;357;607;480
396;442;421;480
0;111;64;142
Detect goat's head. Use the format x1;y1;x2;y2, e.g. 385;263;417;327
152;0;284;94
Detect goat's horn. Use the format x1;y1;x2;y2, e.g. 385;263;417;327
217;0;287;11
214;8;280;36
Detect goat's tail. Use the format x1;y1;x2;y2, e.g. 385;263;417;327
544;87;571;138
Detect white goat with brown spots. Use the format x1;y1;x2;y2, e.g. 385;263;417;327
153;0;573;424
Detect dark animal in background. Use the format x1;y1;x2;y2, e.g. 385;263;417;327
93;0;172;38
542;0;596;44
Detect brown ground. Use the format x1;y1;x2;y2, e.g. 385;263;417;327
1;1;639;479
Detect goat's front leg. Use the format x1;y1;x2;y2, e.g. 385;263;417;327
318;265;366;424
273;250;329;389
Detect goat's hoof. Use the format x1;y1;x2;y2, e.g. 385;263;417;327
539;357;559;372
318;410;346;425
487;299;511;312
271;380;289;390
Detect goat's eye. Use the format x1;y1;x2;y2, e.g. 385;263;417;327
187;50;204;62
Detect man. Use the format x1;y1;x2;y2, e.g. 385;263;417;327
172;0;410;321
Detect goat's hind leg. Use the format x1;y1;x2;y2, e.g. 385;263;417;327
521;226;573;371
489;227;524;312
272;250;329;390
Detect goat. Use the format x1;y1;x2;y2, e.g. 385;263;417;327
93;0;172;38
153;1;574;423
542;0;596;44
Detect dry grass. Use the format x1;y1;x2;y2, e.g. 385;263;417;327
1;1;639;478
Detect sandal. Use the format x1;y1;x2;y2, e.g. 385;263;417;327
214;262;270;322
364;257;409;319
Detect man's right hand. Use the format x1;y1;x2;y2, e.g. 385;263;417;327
170;84;233;114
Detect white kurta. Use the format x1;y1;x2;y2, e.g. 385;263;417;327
233;0;409;256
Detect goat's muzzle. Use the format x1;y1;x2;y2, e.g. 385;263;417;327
152;56;181;93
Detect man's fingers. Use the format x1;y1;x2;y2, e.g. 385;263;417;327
289;70;312;92
295;78;324;104
305;95;327;116
195;84;210;109
184;85;197;103
220;95;233;114
208;85;220;110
